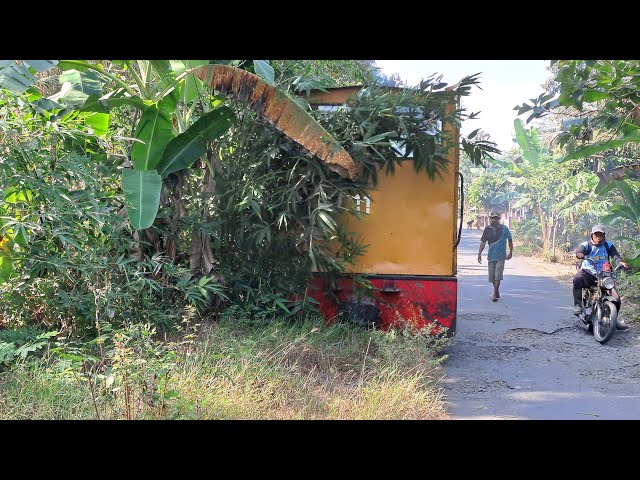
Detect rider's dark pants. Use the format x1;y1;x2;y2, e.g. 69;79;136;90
573;269;621;312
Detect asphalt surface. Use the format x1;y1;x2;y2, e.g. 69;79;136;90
443;228;640;420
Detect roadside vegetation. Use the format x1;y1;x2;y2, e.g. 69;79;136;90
0;60;489;419
2;60;639;419
0;314;449;420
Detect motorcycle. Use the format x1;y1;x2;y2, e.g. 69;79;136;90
578;258;625;344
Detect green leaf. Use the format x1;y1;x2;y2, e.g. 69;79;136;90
559;132;640;162
610;235;640;244
3;187;33;203
47;70;103;108
58;69;102;97
149;60;176;98
23;60;58;72
122;169;162;230
513;118;539;168
594;180;618;196
83;112;109;137
274;299;290;314
48;83;86;106
0;342;17;364
0;62;37;92
0;254;16;282
131;106;174;170
613;180;640;221
57;60;91;72
15;341;46;360
610;204;638;219
33;98;65;114
149;60;172;77
156;107;234;177
599;213;619;224
363;131;394;144
318;211;337;231
157;90;178;116
80;95;150;114
254;60;275;85
171;60;209;104
57;234;81;250
583;91;609;103
468;128;481;139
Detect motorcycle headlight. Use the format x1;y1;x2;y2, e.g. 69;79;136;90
603;277;616;290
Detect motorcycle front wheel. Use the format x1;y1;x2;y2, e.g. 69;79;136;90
593;300;618;344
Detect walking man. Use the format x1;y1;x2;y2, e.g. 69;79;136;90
478;212;513;302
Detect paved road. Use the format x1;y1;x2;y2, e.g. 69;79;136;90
443;228;640;419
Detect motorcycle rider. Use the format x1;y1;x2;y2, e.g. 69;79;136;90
573;225;629;326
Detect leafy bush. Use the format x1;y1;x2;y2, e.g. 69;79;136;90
617;271;640;324
0;327;57;369
512;217;542;251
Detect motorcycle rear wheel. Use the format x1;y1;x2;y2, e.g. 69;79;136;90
593;300;618;344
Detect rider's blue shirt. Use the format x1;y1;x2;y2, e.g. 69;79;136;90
580;240;612;275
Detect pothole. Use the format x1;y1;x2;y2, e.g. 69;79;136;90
459;313;509;323
444;378;513;394
447;344;530;361
581;363;640;381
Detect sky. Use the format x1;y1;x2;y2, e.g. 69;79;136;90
375;60;551;154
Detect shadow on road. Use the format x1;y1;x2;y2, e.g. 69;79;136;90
443;228;640;420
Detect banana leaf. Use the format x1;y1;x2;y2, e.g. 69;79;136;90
122;169;162;230
193;64;357;181
131;106;174;171
156;107;234;177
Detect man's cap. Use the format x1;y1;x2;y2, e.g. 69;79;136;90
591;225;606;235
489;212;501;218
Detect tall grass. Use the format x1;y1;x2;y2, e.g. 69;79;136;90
0;315;450;420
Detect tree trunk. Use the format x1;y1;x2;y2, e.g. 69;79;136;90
537;206;548;252
551;212;558;259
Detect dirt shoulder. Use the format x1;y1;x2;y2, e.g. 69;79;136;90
520;255;575;286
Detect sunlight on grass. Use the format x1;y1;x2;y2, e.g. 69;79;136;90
0;315;451;420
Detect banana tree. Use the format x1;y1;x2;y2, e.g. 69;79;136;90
498;119;562;253
1;60;236;279
192;64;358;181
1;60;228;230
11;60;360;278
44;61;358;221
599;179;640;259
46;61;234;230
